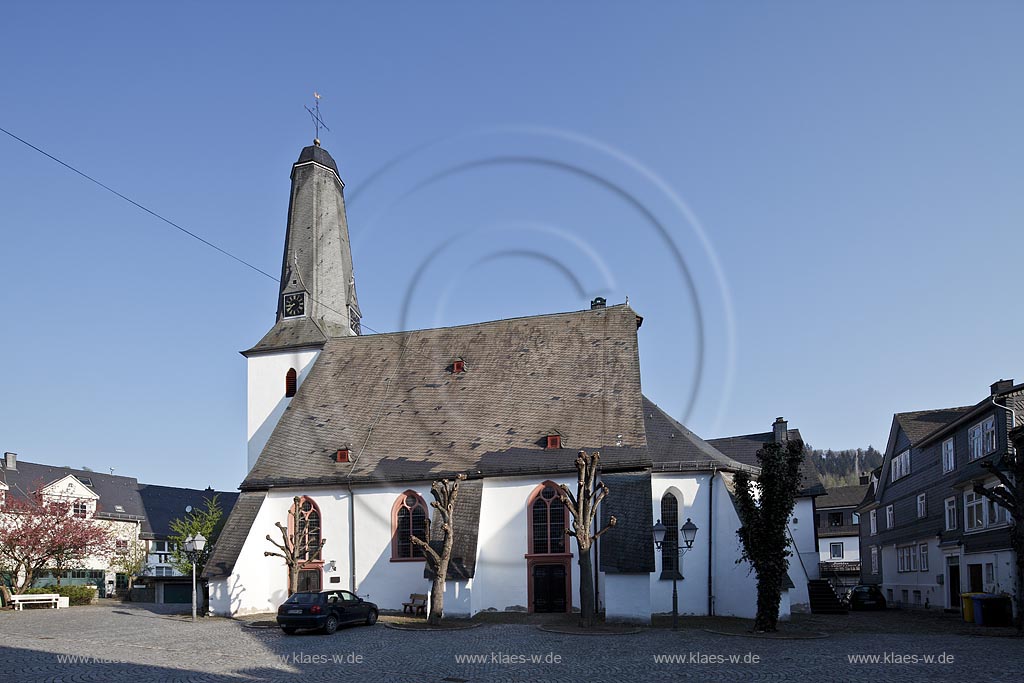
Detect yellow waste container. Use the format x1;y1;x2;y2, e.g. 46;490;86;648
961;593;983;622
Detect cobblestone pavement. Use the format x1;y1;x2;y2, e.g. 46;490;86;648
0;604;1021;683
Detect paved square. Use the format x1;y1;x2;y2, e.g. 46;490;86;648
1;604;1021;682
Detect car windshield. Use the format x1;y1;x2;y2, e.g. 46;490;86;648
284;593;320;604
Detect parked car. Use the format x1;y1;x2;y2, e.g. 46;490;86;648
277;590;379;634
847;585;887;611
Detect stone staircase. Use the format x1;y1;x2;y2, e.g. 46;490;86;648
807;579;848;614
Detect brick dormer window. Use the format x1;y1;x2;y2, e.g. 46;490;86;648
452;359;465;374
546;435;561;450
335;448;350;463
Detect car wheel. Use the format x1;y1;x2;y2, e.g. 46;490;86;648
366;609;378;626
322;615;339;635
281;627;297;635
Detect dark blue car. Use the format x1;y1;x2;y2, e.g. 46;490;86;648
276;590;379;634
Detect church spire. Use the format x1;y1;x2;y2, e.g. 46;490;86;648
244;143;361;354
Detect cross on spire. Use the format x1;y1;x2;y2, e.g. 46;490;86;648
305;91;330;146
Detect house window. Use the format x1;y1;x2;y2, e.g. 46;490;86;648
986;490;1009;527
871;546;879;574
73;501;88;518
152;540;168;553
964;491;985;531
969;416;996;460
392;491;428;560
828;512;843;527
942;438;955;473
869;510;877;535
886;504;894;529
830;542;844;559
292;497;322;562
890;450;911;482
897;545;918;573
529;482;566;555
852;512;860;524
660;492;680;575
919;543;929;572
985;563;995;584
285;368;297;398
945;497;957;531
116;539;128;551
917;493;927;519
913;590;922;605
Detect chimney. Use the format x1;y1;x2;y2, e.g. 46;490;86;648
772;418;788;444
590;297;606;310
991;379;1014;396
3;452;16;471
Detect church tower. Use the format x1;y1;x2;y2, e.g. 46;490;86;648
242;142;361;471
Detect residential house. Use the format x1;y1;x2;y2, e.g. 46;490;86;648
858;379;1022;611
815;483;868;592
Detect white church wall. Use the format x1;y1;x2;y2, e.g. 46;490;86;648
785;497;817;610
711;475;761;620
604;574;650;624
246;349;320;472
473;475;581;614
650;474;712;616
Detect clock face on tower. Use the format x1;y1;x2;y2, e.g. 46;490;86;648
283;292;305;318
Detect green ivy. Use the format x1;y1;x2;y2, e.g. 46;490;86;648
734;439;805;632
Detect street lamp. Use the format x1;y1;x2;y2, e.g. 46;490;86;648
653;517;699;631
183;533;207;623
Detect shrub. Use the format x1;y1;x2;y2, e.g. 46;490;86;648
24;584;97;606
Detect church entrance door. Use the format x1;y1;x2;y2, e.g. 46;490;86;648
297;569;321;592
532;563;567;613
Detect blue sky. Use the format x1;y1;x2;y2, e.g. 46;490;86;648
1;2;1021;491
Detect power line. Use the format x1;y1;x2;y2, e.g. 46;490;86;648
0;124;449;367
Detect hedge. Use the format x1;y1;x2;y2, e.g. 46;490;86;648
23;585;97;606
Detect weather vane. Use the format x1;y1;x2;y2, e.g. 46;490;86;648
305;91;330;146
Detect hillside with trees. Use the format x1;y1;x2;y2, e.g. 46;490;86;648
806;445;883;490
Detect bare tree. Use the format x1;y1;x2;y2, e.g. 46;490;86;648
411;474;466;626
558;450;616;628
264;497;325;596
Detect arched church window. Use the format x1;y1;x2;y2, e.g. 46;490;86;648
529;482;566;555
660;492;679;575
290;497;322;562
392;491;428;560
285;368;297;398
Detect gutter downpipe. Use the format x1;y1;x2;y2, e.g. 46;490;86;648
347;482;356;593
707;468;715;616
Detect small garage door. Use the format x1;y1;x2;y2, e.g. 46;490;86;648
163;583;192;603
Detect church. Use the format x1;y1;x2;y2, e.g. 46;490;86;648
205;141;824;622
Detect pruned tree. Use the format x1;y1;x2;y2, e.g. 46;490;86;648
734;439;805;632
265;496;325;596
411;473;466;626
558;450;616;628
972;425;1024;632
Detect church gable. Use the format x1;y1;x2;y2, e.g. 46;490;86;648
243;304;649;489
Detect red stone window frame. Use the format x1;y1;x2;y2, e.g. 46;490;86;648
452;359;465;374
526;481;570;556
287;496;324;564
546;435;561;450
391;490;429;562
285;368;298;398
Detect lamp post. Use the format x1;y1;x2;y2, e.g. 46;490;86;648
653;517;698;631
183;533;207;623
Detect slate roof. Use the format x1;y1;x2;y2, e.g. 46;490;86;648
815;484;869;510
0;461;151;532
423;478;483;580
708;429;826;497
295;143;340;177
136;484;239;540
599;470;656;574
643;397;752;472
244;316;328;356
203;492;266;580
242;305;650;490
895;407;974;446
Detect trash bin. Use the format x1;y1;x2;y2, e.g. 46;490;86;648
971;594;992;625
961;593;983;622
978;595;1013;627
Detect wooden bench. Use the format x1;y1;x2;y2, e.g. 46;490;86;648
11;593;60;610
402;593;427;616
